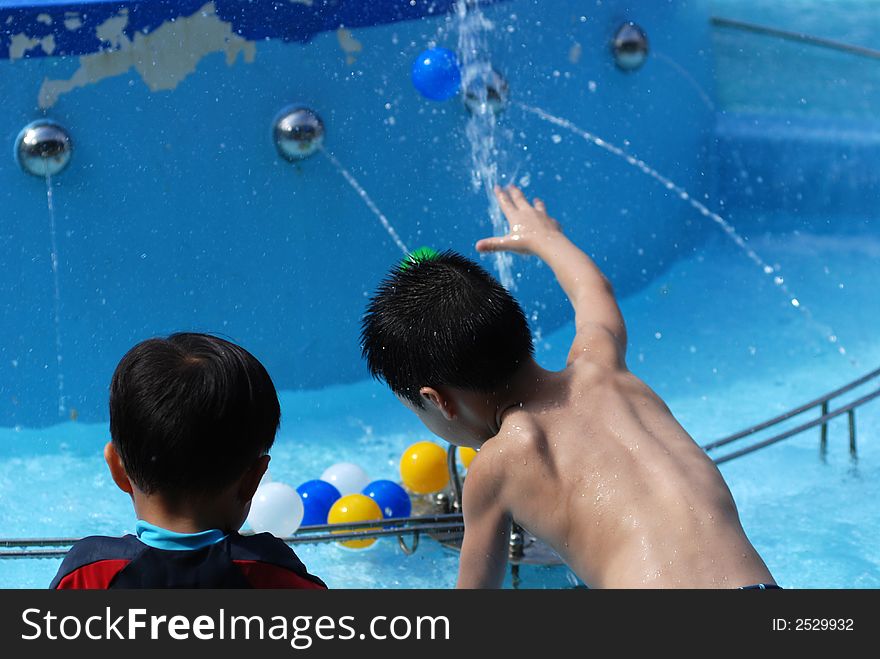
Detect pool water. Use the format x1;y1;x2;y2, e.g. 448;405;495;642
2;226;877;588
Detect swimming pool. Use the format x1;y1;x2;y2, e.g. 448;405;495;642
1;0;878;587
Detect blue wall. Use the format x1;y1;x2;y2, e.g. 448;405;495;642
0;0;715;426
709;2;880;233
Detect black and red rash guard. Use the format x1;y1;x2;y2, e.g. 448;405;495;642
49;529;327;589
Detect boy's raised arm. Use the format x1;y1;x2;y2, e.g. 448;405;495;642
477;185;627;369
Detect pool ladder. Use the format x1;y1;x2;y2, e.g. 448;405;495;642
701;365;880;464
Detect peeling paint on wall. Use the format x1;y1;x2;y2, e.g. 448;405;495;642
568;42;582;64
64;12;83;31
1;1;506;61
95;9;129;49
38;2;256;109
337;26;362;66
9;33;56;59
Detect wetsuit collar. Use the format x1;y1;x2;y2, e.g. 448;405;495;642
135;520;227;551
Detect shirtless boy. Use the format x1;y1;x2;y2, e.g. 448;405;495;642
360;185;776;589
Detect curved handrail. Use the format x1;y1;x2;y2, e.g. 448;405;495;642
711;16;880;61
703;366;880;450
703;366;880;464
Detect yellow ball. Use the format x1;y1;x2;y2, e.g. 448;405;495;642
458;447;478;469
400;441;449;494
328;494;383;549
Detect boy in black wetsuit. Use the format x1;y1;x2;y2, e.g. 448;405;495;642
51;333;325;589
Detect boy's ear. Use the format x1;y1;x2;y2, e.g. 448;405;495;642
419;386;457;421
103;441;134;495
238;454;271;503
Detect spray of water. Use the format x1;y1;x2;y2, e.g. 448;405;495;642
321;149;409;256
652;51;716;112
514;101;849;358
44;172;66;415
455;0;515;289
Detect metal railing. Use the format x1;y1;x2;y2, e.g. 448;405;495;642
702;366;880;464
711;16;880;61
0;514;464;560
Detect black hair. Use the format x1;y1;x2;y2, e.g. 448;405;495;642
109;333;280;496
361;250;534;406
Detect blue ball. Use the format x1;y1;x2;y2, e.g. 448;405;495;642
296;479;341;526
411;47;461;101
362;480;412;520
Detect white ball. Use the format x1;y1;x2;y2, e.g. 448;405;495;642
320;462;371;495
247;482;304;537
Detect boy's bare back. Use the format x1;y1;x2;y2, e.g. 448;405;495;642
459;186;774;588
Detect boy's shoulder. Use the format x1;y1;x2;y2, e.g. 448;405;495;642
50;534;146;589
495;409;545;449
225;532;308;570
471;415;544;479
224;532;327;589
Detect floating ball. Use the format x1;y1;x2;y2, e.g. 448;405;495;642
362;480;412;521
296;479;342;526
411;47;461;101
328;494;383;549
400;441;449;494
320;462;371;495
247;482;304;537
458;447;478;469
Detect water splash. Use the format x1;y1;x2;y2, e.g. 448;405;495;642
652;51;716;112
455;0;515;289
321;149;409;256
44;173;66;416
514;101;849;359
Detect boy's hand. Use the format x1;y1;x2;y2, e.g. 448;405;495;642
476;185;563;256
476;184;628;369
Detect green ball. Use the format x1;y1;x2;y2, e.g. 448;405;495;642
399;246;439;270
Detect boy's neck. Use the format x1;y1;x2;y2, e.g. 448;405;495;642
492;357;556;433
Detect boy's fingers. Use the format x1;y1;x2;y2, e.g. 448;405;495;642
476;236;509;253
533;197;546;213
494;185;515;211
508;185;527;208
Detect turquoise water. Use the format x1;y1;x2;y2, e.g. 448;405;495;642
2;227;877;588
